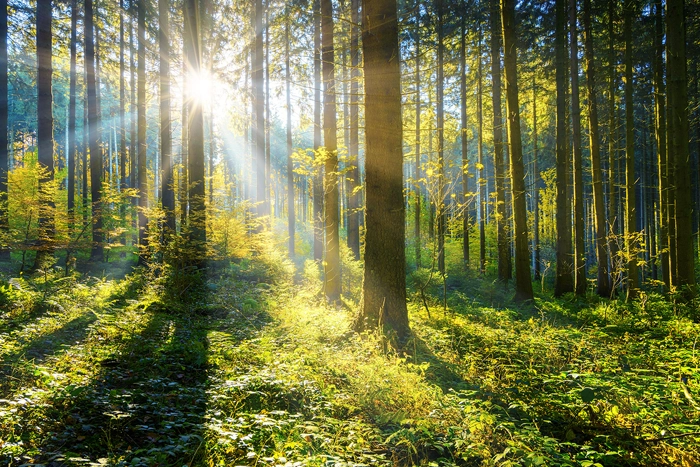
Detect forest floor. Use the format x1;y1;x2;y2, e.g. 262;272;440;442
0;244;699;466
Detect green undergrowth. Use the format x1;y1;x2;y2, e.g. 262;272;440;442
0;248;699;466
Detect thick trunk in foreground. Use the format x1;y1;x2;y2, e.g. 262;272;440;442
347;0;360;260
667;0;696;294
322;0;341;303
501;0;533;301
354;0;409;342
583;0;611;297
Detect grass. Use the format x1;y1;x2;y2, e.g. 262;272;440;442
0;243;699;466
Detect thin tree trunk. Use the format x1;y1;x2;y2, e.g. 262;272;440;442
160;0;175;234
254;0;265;220
185;0;206;260
414;6;421;268
477;25;485;274
624;0;638;300
608;0;619;289
286;17;294;257
313;0;323;262
460;6;469;266
583;0;611;297
347;0;360;260
501;0;533;301
68;0;78;227
554;0;573;296
86;0;102;262
137;0;147;263
653;0;669;288
436;0;445;275
322;0;341;302
533;76;540;280
265;2;271;215
491;0;509;282
0;0;7;260
570;0;586;295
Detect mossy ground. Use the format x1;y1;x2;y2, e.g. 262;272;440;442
0;243;699;466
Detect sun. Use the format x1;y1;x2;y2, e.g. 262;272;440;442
186;70;213;106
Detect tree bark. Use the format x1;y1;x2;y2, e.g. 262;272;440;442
347;0;360;260
491;0;509;282
313;0;323;263
436;0;446;275
477;24;485;274
500;0;533;301
322;0;341;302
86;0;103;262
254;0;266;220
624;0;638;300
583;0;611;297
68;0;78;226
460;5;469;266
137;0;147;264
570;0;586;295
608;0;619;290
554;0;573;296
159;0;175;234
286;17;294;257
355;0;409;342
0;0;7;260
35;0;54;267
667;0;696;293
414;6;421;268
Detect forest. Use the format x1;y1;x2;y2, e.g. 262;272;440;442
1;0;700;465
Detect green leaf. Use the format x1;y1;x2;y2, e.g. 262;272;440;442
580;387;596;403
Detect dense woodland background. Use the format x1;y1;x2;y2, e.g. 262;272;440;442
1;0;700;465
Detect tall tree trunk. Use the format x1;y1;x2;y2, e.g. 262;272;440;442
667;0;696;293
460;6;469;266
554;0;573;296
160;0;175;234
119;0;126;193
436;0;445;275
477;25;485;274
355;0;409;341
322;0;341;302
137;0;147;263
608;0;619;289
491;0;509;282
414;6;421;268
181;16;189;226
583;0;611;297
532;76;541;280
0;0;7;260
68;0;78;227
254;0;265;220
35;0;54;267
653;0;669;288
624;0;638;300
185;0;206;260
130;12;136;194
347;0;360;260
313;0;323;262
286;17;294;257
86;0;102;262
570;0;586;295
264;2;271;216
501;0;533;301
